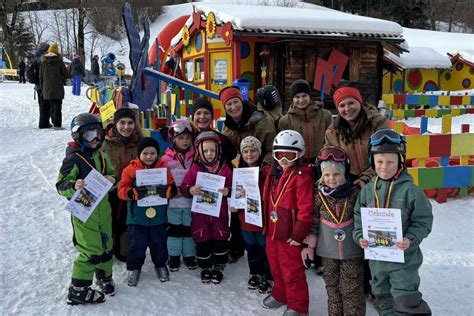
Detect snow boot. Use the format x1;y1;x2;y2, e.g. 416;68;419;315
183;256;198;270
201;269;212;283
127;270;141;287
211;264;225;284
96;277;115;296
283;308;308;316
258;277;273;294
67;285;105;305
248;275;260;290
168;256;180;272
262;294;285;309
156;266;170;282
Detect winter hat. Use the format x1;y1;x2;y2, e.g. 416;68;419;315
137;137;160;156
48;43;59;54
219;86;242;106
37;42;50;52
333;86;363;108
240;136;262;156
73;54;80;60
113;107;136;124
191;97;214;119
320;160;346;174
289;79;311;98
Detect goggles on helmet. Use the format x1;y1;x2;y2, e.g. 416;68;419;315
82;128;104;142
273;150;298;163
317;146;348;163
370;129;406;146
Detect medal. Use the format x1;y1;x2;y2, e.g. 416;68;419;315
334;229;346;241
145;207;156;219
270;210;278;223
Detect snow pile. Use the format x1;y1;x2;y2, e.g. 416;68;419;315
385;47;452;69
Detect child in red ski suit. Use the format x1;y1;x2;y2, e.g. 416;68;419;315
261;130;314;315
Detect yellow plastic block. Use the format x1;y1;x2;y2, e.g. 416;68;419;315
142;129;150;137
452;134;474;156
460;156;469;166
442;115;452;134
406;135;430;159
451;108;461;117
382;94;394;105
393;110;405;118
394;121;404;133
407;168;419;185
438;95;451;105
418;158;426;167
425;109;438;117
462;96;470;105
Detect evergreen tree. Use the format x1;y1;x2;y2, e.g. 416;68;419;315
12;14;35;62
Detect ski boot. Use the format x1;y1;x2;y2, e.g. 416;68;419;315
248;275;260;290
168;256;180;272
262;294;285;309
258;276;273;294
183;256;198;270
200;269;212;283
67;285;105;305
156;266;170;282
127;270;141;287
96;277;115;296
211;264;225;284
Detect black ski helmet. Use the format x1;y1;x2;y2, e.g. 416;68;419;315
256;85;281;111
368;129;406;169
71;113;103;142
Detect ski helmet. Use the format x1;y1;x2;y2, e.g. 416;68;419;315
368;129;406;168
71;113;104;146
168;119;193;140
273;130;305;162
256;85;281;111
195;131;221;165
316;146;351;177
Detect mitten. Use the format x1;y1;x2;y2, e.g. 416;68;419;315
156;184;178;199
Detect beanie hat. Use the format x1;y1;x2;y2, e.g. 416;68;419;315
48;43;59;54
240;136;262;156
289;79;311;98
333;86;363;108
137;137;160;156
191;97;214;119
219;86;242;106
320;160;346;174
113;107;136;124
37;42;50;52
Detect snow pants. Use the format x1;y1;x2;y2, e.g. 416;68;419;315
266;238;309;313
127;224;168;270
109;189;128;262
370;247;431;315
72;75;81;95
229;211;245;259
37;92;51;129
321;257;365;316
70;204;113;287
167;207;196;257
241;229;272;280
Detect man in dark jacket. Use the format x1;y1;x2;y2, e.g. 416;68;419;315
40;43;69;129
91;55;100;84
18;59;26;83
34;42;51;129
71;54;85;96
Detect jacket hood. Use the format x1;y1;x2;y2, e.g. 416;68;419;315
129;157;160;169
66;141;80;155
42;53;62;64
286;102;322;119
224;100;265;130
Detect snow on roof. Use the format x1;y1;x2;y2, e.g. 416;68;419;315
174;2;403;43
448;50;474;66
385;47;452;69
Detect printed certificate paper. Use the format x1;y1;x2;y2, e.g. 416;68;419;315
169;169;192;208
191;172;225;218
361;207;404;263
136;168;167;207
66;169;113;223
231;167;262;227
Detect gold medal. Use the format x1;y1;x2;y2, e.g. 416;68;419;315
270;210;278;223
145;207;156;219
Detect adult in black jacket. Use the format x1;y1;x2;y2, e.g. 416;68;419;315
18;60;26;83
91;55;100;83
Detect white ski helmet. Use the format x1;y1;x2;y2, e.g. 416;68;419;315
273;130;305;162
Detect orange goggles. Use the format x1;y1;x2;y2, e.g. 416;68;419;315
273;150;298;162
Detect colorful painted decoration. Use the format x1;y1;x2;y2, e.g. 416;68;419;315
192;11;201;28
407;69;422;90
327;49;349;86
240;41;250;59
206;12;216;39
195;31;203;53
462;78;471;89
182;25;190;47
313;58;334;99
423;80;438;92
222;22;234;46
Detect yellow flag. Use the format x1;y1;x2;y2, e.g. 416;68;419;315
99;99;116;123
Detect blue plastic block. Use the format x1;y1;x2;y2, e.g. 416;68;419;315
149;130;171;154
428;95;438;106
443;166;473;188
406;94;419;105
440;156;449;167
420;116;428;134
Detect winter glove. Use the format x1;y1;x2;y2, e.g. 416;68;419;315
156;184;178;199
127;186;158;200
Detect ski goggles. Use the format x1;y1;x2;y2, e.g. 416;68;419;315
317;146;348;163
369;129;406;146
273;150;299;163
82;128;104;142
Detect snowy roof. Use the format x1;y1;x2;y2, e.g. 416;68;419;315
448;50;474;66
172;2;403;45
384;47;452;69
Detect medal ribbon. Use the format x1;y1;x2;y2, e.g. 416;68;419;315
318;191;348;225
270;170;294;211
75;152;106;174
373;176;394;208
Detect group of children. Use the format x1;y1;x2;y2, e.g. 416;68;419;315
57;112;433;316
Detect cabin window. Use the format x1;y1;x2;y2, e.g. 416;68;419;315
195;58;205;82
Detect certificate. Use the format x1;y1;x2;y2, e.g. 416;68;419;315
66;169;113;223
191;172;225;218
136;168;167;207
169;168;192;208
231;167;262;227
361;207;404;263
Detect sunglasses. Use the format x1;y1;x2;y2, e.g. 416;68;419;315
82;129;104;142
318;146;348;163
273;150;298;163
370;129;406;146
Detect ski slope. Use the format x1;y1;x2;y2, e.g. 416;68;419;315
0;82;473;315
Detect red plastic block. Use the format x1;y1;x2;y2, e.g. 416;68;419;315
450;96;462;105
429;134;452;157
394;94;406;105
415;109;425;117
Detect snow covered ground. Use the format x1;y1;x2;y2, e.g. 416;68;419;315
0;82;473;315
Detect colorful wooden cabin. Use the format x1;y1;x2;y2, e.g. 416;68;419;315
166;2;405;115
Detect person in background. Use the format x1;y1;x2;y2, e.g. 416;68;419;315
91;55;100;84
255;85;283;128
33;42;51;129
71;54;85;96
40;43;68;129
18;59;26;83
